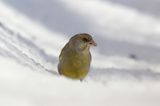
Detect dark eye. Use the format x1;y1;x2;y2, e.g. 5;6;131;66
82;38;89;42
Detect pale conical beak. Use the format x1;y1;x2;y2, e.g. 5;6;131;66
89;40;97;46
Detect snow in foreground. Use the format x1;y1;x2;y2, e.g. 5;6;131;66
0;1;160;106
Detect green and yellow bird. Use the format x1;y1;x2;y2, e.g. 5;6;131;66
58;33;97;81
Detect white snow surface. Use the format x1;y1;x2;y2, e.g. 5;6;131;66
0;0;160;106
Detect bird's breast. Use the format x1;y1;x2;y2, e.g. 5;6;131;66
72;53;90;67
59;51;90;79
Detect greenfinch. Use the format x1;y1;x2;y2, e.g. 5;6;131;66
58;33;97;81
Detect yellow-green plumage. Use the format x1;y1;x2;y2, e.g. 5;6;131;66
58;33;96;80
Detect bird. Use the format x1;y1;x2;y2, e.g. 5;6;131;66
58;33;97;81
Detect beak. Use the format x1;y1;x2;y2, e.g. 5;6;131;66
89;40;97;46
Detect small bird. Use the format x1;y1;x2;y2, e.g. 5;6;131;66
58;33;97;81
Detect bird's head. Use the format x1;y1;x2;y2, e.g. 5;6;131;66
69;33;97;52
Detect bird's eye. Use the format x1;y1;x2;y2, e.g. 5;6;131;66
82;38;89;42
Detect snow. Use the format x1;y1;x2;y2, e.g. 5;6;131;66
0;0;160;106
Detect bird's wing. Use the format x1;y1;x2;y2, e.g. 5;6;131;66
89;51;91;61
59;43;69;61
